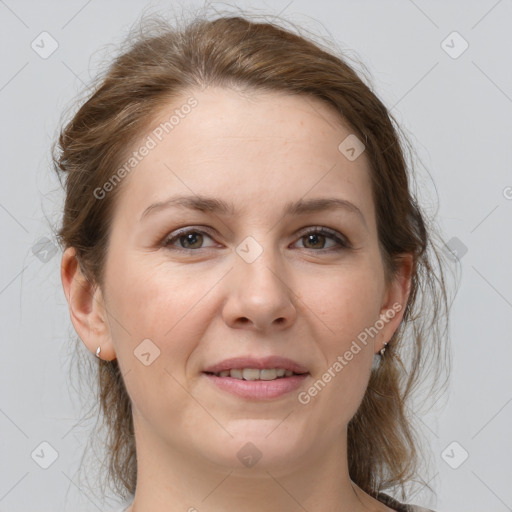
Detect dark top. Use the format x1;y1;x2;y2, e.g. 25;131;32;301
117;492;436;511
374;491;436;512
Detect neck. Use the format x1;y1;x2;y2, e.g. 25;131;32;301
127;418;380;512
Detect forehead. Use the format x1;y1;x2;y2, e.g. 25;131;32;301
114;86;374;222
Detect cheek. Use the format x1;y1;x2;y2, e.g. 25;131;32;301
104;258;217;433
297;265;383;408
297;308;378;434
304;264;384;345
106;255;224;360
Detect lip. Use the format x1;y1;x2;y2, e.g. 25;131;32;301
203;373;309;400
202;355;310;400
202;356;309;374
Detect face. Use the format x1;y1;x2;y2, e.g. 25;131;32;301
87;86;408;473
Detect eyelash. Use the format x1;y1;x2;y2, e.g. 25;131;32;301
162;226;351;253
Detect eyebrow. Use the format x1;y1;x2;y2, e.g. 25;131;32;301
140;195;367;227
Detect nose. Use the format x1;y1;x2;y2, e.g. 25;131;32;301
221;246;297;333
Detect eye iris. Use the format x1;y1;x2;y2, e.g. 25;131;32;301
169;229;340;251
180;232;203;249
304;233;325;249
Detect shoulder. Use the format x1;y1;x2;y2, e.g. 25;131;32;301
375;492;437;512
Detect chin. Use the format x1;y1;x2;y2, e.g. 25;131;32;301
198;422;309;473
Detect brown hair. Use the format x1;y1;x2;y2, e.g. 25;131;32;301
53;7;453;504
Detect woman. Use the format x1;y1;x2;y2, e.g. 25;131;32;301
55;10;450;512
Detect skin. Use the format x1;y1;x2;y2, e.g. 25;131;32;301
61;86;412;512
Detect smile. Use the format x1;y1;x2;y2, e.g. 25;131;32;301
206;368;305;380
202;370;309;400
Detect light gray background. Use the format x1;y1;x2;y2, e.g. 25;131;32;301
1;1;511;511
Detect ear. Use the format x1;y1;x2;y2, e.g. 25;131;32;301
60;247;117;361
375;253;414;355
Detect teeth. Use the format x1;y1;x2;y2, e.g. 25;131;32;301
242;368;261;381
213;368;300;380
259;369;277;380
230;369;243;379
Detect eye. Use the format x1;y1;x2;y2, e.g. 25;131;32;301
293;227;350;251
163;228;217;250
163;226;350;252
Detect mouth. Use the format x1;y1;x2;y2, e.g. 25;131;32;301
202;356;310;400
203;368;308;380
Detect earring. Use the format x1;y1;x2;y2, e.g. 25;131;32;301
95;346;101;358
379;342;389;357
